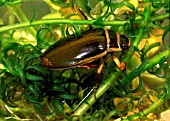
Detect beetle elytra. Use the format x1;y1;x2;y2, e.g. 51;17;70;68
40;28;129;73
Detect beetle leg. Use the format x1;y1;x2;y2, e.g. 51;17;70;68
97;58;106;75
93;57;107;99
111;54;126;71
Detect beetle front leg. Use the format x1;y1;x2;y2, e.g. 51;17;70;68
111;54;126;71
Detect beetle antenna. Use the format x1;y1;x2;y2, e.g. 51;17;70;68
77;7;93;30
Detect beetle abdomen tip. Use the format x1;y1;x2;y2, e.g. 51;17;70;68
40;57;53;67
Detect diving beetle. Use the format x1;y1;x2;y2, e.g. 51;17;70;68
39;28;129;75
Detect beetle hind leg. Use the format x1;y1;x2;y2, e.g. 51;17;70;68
111;54;126;71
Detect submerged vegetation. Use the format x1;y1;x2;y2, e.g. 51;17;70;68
0;0;169;120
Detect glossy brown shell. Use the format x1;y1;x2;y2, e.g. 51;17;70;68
39;28;108;70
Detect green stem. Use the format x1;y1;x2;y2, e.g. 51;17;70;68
0;19;128;33
143;0;151;27
150;13;169;21
122;94;166;121
0;12;169;33
120;49;169;86
73;71;122;117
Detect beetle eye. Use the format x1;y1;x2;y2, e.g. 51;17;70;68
120;43;129;50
